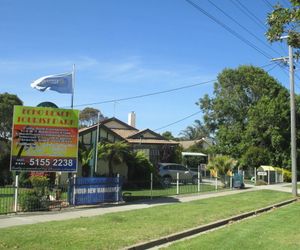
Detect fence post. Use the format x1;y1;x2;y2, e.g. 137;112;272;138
176;172;179;195
230;175;233;189
254;167;257;185
268;169;270;185
242;171;245;184
150;173;153;199
282;168;284;182
275;170;278;183
197;169;200;193
14;174;19;213
215;171;218;191
72;174;76;206
116;173;120;203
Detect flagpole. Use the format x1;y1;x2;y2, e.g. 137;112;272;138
71;64;75;109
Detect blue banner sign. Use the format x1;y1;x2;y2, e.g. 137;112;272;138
69;177;122;205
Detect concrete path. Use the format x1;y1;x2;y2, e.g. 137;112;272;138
0;183;297;229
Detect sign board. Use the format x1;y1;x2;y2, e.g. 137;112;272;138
233;174;243;188
257;171;267;176
10;105;79;172
68;177;122;205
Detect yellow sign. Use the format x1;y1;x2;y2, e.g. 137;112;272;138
10;106;79;172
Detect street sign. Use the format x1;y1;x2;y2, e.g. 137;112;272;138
257;171;267;176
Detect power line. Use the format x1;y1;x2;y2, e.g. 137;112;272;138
207;0;282;57
266;63;279;73
73;79;216;108
263;0;273;9
185;0;273;59
153;63;278;132
230;0;267;31
154;110;202;131
72;63;277;108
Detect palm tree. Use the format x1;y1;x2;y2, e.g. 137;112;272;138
207;155;237;185
14;126;39;158
180;120;209;140
78;142;94;177
97;141;130;177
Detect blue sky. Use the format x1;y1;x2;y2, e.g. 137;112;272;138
0;0;294;136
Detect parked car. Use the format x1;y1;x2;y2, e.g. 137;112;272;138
158;163;200;186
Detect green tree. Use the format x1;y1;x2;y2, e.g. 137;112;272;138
125;151;155;187
161;131;176;140
266;0;300;48
199;65;290;167
180;120;209;140
79;107;104;128
97;141;130;177
0;92;23;139
240;146;270;169
0;139;12;185
78;142;94;177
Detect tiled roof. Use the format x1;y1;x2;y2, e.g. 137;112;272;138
110;128;139;139
126;139;179;145
78;117;178;145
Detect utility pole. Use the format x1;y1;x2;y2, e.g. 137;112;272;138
272;36;298;196
288;44;298;197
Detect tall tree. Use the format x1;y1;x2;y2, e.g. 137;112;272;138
161;131;176;140
0;93;23;139
180;120;209;140
199;65;291;168
79;107;105;128
266;0;300;48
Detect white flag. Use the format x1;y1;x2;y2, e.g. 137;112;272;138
31;72;73;94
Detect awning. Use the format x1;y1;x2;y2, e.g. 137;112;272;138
182;152;207;157
257;165;275;171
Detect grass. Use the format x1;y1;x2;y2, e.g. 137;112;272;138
123;183;220;201
0;187;14;214
0;190;292;250
168;201;300;250
284;183;300;188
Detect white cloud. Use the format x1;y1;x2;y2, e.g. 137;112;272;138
0;56;216;88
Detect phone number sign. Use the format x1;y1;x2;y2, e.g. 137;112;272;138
10;106;79;172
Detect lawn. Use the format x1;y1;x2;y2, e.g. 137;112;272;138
123;183;221;201
0;190;292;250
0;187;14;214
168;200;300;250
284;183;300;189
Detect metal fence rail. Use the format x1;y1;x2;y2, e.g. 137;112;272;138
122;173;235;202
0;172;243;215
0;182;69;215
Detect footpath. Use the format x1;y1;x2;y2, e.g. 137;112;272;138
0;183;295;229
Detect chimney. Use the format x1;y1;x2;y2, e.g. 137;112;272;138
128;111;136;127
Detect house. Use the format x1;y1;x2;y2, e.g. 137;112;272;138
78;115;179;178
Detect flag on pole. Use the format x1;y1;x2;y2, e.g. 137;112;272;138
31;72;73;94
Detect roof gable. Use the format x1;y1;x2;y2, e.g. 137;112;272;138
128;129;165;140
102;117;136;130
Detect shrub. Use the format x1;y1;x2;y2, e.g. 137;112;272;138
125;151;158;188
19;176;50;211
255;180;267;186
274;167;291;182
